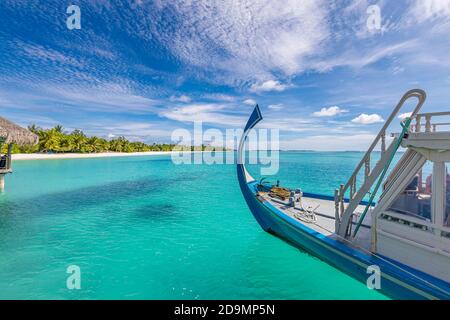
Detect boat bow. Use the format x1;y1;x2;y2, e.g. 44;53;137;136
237;105;263;184
236;105;273;231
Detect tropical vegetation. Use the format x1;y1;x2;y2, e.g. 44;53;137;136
1;125;180;154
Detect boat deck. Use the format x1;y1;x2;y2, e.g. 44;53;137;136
259;192;373;251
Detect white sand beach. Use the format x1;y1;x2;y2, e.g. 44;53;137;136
12;151;175;161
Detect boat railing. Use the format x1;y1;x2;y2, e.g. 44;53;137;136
412;111;450;133
379;211;450;254
336;89;427;237
0;153;12;173
0;140;13;173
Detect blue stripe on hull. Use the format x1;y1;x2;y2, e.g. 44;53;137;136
237;165;450;300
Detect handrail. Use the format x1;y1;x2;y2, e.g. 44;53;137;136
413;111;450;133
337;89;426;238
381;210;450;234
415;111;450;117
352;117;413;238
341;89;426;199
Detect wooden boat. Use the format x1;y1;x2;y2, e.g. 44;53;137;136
237;89;450;299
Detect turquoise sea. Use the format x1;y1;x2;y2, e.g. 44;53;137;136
0;152;388;299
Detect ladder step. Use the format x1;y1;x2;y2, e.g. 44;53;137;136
336;89;427;237
380;149;416;201
342;138;399;219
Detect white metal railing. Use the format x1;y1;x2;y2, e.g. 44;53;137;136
336;89;427;238
381;211;450;234
379;211;450;255
413;111;450;133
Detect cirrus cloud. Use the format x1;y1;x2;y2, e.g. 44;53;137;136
170;95;191;103
147;0;330;84
159;103;244;126
406;0;450;24
250;80;289;93
268;104;284;111
243;99;257;106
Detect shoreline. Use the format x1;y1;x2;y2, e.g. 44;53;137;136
12;151;175;161
11;150;372;161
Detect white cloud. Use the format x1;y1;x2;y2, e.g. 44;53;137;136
6;0;450;143
312;40;419;72
250;80;288;93
20;42;83;67
398;112;412;120
3;114;60;129
159;103;244;126
90;122;175;141
268;104;284;111
203;94;236;102
351;113;384;124
243;99;257;106
170;95;191;103
148;1;329;83
407;0;450;24
313;106;348;117
44;83;158;114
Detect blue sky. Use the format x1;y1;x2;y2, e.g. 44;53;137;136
0;0;450;150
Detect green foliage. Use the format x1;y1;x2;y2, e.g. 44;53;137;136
10;125;177;154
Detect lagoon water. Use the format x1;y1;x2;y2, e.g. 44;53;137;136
0;152;388;299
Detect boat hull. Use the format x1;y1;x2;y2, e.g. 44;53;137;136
236;104;449;300
238;169;450;300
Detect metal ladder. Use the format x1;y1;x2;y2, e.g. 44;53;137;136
379;149;418;202
335;89;427;238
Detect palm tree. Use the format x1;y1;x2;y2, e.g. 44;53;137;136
59;134;75;152
97;138;109;152
39;128;62;153
27;124;40;135
84;136;103;153
13;124;178;154
54;125;64;133
120;137;132;153
70;129;87;152
109;137;124;152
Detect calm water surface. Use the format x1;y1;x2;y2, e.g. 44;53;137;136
0;152;388;299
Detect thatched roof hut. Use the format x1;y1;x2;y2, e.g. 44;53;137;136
0;116;38;145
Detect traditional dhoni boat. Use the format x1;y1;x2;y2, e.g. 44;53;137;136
237;89;450;300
